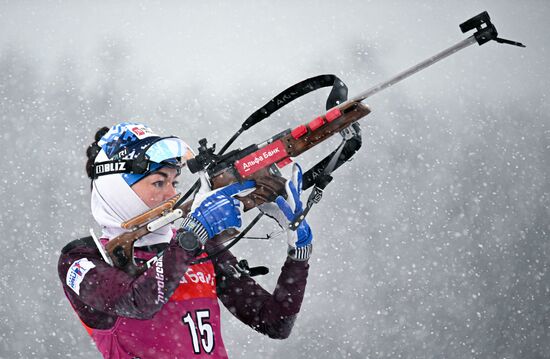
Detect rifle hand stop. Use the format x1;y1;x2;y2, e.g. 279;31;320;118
460;11;525;47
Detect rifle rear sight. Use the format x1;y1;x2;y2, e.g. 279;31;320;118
187;138;217;174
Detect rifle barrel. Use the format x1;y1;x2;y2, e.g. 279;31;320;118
348;35;478;104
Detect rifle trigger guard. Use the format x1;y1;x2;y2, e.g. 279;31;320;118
340;124;359;140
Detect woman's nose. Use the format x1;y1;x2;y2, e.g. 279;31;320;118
164;184;177;199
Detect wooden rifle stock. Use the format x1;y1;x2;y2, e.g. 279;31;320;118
210;101;370;184
121;194;181;229
281;101;370;157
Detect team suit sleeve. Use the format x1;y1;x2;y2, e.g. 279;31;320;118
58;238;195;323
210;247;310;339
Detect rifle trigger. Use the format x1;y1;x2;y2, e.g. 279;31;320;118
340;125;358;140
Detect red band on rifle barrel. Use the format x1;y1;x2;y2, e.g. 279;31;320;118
234;140;289;178
291;125;308;139
325;108;342;122
308;116;325;131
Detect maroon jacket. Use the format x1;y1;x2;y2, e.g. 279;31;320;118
58;235;309;358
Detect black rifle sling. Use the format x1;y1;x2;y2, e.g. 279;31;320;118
242;74;348;130
219;74;348;155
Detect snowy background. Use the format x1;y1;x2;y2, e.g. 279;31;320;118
1;1;549;358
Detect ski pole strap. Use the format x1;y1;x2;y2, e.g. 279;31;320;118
241;74;348;131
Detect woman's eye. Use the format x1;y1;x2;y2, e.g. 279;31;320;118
153;181;165;188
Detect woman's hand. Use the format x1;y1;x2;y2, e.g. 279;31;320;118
259;163;313;261
181;180;255;245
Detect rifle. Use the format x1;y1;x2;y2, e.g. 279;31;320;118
104;11;524;275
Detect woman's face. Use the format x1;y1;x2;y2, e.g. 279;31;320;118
131;167;180;208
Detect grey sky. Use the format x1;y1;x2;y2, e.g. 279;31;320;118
1;1;549;358
2;1;547;100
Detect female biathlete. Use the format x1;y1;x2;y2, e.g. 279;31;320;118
58;122;313;358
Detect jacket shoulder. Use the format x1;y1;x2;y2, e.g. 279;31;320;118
58;236;102;274
61;236;96;255
58;236;105;292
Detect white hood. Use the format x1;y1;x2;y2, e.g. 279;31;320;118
90;149;173;247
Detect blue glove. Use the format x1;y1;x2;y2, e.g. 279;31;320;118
181;180;255;244
259;163;313;260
